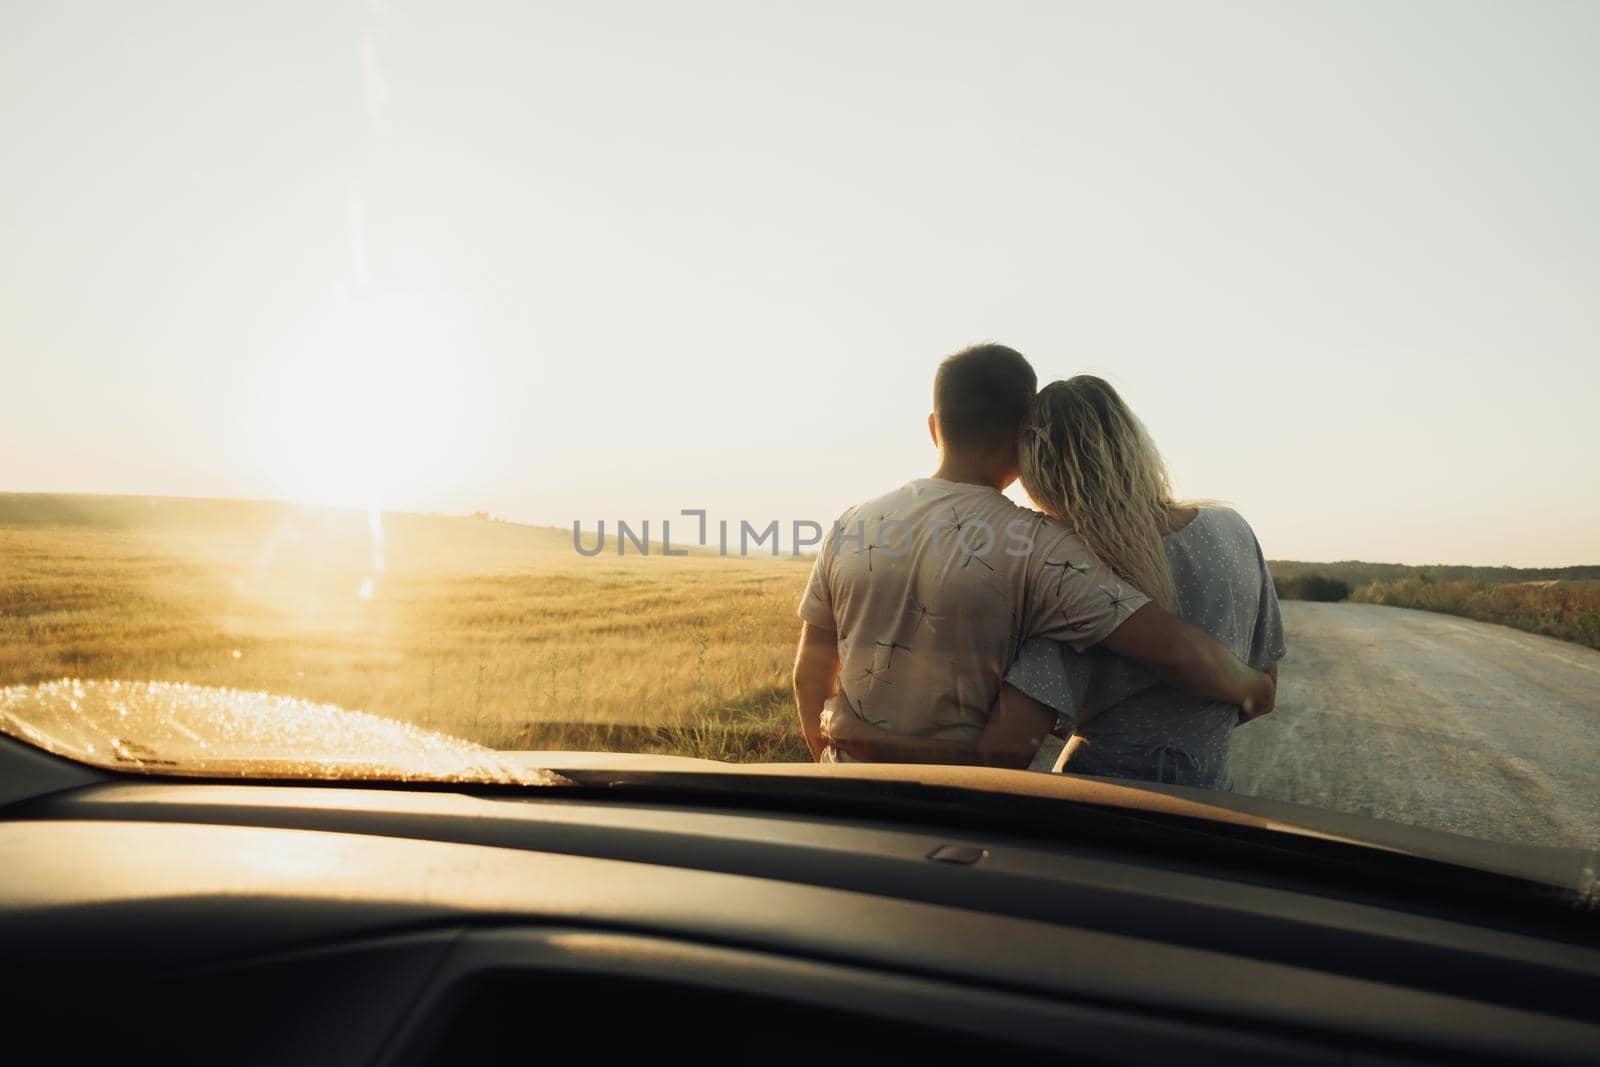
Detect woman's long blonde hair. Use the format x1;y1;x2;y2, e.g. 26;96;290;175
1019;376;1181;611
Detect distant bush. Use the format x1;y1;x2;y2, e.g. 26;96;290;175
1273;574;1350;602
1266;559;1600;588
1352;578;1600;650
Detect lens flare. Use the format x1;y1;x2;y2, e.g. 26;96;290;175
246;286;494;511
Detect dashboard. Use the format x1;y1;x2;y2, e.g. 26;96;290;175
2;737;1599;1065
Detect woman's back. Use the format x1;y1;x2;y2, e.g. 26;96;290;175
1006;506;1286;789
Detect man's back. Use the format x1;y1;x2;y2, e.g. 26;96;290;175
798;477;1147;758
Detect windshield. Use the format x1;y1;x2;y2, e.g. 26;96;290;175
2;2;1597;884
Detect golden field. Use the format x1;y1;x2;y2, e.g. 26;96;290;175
0;494;813;759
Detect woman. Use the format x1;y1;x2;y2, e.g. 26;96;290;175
825;375;1285;790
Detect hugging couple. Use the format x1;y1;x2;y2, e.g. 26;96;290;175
794;343;1285;790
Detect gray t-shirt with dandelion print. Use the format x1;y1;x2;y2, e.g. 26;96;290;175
1005;506;1286;791
797;478;1149;762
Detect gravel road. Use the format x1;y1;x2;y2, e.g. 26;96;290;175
1229;602;1600;850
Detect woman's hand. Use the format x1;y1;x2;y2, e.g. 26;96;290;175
820;697;874;754
1237;662;1278;726
824;689;1053;768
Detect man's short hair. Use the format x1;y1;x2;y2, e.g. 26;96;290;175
933;343;1037;451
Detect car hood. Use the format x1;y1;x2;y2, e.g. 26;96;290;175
505;749;1598;897
2;678;1595;897
0;678;558;785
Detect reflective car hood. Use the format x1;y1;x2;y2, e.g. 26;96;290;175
2;678;1594;897
0;678;556;785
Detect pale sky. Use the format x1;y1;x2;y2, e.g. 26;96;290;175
3;1;1596;566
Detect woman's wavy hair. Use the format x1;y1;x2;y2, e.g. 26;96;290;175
1019;375;1180;611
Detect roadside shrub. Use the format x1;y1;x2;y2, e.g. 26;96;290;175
1352;578;1600;650
1274;574;1351;602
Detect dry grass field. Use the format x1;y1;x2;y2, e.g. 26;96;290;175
0;494;813;759
10;493;1596;769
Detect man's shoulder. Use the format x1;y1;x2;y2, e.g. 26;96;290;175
826;482;922;524
821;483;1077;559
826;480;985;531
1023;513;1094;558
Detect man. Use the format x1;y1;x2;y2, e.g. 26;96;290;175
792;343;1273;764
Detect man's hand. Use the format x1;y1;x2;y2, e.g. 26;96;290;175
1102;603;1273;716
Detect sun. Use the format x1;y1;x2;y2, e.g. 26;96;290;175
247;285;494;512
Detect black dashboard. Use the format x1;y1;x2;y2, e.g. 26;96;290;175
2;739;1599;1065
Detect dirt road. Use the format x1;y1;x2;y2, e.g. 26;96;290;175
1228;602;1600;850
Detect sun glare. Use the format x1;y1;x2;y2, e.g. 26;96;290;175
247;287;494;511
